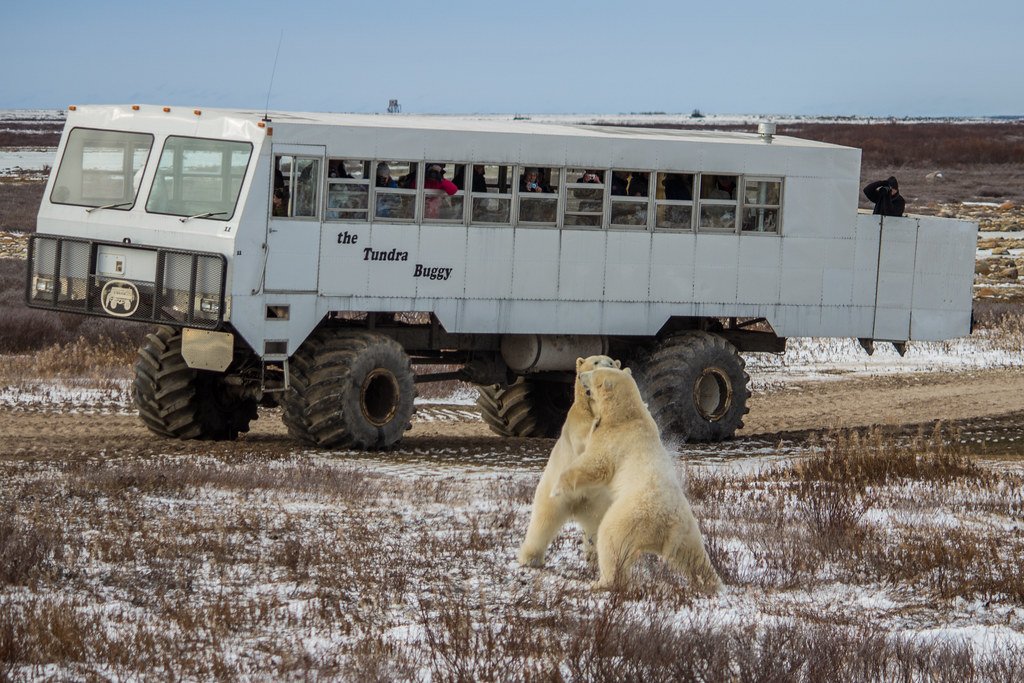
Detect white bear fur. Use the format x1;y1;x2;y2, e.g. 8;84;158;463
517;355;619;568
554;366;721;593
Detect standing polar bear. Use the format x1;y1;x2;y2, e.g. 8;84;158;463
518;355;620;568
554;366;721;593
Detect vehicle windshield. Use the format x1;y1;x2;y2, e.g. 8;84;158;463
146;136;252;220
50;128;154;209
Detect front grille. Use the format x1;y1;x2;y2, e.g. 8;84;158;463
26;234;227;330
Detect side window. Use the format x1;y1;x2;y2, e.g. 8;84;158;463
742;178;782;233
273;155;320;218
467;164;513;225
422;163;464;223
565;168;605;227
655;172;694;231
373;161;417;221
609;170;650;229
517;166;559;226
697;173;738;231
326;159;370;221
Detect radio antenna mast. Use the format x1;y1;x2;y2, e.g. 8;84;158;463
263;30;284;122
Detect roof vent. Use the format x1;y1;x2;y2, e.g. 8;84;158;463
758;122;776;143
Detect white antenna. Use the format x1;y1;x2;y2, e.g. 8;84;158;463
263;30;284;122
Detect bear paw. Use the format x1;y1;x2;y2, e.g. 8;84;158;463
517;546;545;568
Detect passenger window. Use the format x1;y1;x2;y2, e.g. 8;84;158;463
273;155;320;219
698;173;738;231
373;161;416;221
742;178;782;233
609;170;650;229
467;164;513;225
565;168;605;227
423;162;464;223
326;159;370;221
517;166;559;225
654;172;694;231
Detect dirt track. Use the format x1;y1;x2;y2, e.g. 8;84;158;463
4;367;1023;461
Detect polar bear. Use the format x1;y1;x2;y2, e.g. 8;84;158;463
517;355;620;568
554;366;721;593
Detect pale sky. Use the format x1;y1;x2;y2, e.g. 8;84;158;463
3;0;1021;117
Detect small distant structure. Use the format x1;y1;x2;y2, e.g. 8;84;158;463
690;108;705;119
387;99;401;114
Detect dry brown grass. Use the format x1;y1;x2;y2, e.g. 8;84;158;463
2;424;1023;679
0;180;45;233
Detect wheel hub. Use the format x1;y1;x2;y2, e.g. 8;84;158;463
693;368;732;421
360;369;400;426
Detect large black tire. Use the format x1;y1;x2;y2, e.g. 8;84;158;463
631;331;750;442
134;326;258;440
281;330;416;449
476;377;573;438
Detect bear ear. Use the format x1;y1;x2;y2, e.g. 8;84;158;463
603;377;615;391
623;367;632;376
576;357;585;371
613;359;621;369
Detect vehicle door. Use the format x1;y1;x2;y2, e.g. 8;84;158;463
266;144;325;291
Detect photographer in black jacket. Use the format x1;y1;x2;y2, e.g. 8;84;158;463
863;175;906;216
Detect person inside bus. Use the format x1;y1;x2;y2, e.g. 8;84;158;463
398;163;418;189
863;176;905;216
627;172;649;197
375;163;399;218
424;164;459;219
663;173;692;201
611;170;630;196
520;168;549;193
708;175;737;199
576;170;603;184
272;167;290;216
471;165;488;193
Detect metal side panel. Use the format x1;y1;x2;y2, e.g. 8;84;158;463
511;228;560;300
559;230;605;302
779;237;827;306
365;223;421;298
649;232;696;303
872;216;918;340
737;236;782;305
319;224;370;297
853;214;883;307
910;216;977;340
604;230;652;303
465;227;514;300
416;224;466;298
693;234;739;304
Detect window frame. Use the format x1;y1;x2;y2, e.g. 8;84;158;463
468;163;514;227
324;158;371;223
372;160;419;223
740;176;784;235
51;127;155;211
696;172;740;233
147;135;253;221
515;165;562;228
654;171;696;233
608;169;653;231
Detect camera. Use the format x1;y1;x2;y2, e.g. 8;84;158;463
529;182;538;190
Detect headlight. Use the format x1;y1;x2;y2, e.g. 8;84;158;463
199;297;220;314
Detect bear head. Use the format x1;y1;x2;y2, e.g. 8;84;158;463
578;366;647;425
574;355;621;404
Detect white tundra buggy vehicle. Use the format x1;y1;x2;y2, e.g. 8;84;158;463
27;105;977;449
